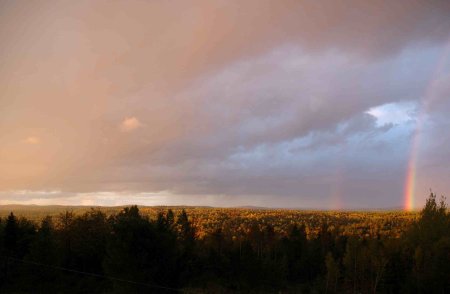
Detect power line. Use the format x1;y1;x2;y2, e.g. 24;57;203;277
5;256;183;292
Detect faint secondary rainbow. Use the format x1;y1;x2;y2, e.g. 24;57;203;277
404;41;450;211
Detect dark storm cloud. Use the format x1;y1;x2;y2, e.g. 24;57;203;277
1;0;450;207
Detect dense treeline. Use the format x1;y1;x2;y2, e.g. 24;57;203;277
0;206;417;239
0;194;448;293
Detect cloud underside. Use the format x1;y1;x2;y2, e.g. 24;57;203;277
1;1;450;208
120;117;142;132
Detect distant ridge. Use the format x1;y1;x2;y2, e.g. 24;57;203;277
0;204;412;212
0;204;214;209
233;205;269;210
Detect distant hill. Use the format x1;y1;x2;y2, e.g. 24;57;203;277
0;204;217;221
233;205;270;210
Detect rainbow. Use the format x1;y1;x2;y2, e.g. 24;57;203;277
403;41;450;211
404;110;424;211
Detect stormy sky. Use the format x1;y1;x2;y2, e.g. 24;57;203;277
1;0;450;209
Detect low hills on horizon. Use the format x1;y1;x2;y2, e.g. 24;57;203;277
0;203;409;211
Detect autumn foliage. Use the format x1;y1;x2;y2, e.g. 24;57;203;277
0;193;448;293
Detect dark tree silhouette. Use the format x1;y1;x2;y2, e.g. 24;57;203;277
0;193;448;293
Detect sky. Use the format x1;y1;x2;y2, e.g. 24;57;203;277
1;0;450;209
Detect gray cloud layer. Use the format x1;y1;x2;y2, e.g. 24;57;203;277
1;0;450;208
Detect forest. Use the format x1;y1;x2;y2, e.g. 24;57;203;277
0;193;448;293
